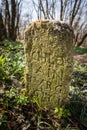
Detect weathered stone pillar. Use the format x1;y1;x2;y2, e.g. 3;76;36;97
24;20;74;108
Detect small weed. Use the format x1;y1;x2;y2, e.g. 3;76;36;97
54;107;71;118
74;60;87;72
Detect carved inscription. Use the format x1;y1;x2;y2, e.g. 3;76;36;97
24;20;74;108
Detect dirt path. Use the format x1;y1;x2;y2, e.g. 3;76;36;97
74;53;87;66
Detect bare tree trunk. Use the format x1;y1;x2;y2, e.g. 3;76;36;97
46;0;49;19
77;33;87;47
69;0;82;26
60;0;63;21
5;0;11;39
59;0;69;21
0;11;7;41
39;0;46;19
50;0;56;19
11;0;16;41
33;0;57;20
1;0;22;41
52;0;55;18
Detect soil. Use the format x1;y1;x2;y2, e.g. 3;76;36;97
74;52;87;66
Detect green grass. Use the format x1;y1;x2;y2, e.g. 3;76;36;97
74;47;87;54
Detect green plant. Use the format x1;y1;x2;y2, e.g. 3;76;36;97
0;56;8;81
74;60;87;72
15;94;29;105
1;40;24;83
3;88;29;106
54;107;71;118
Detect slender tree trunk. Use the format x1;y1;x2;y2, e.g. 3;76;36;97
5;0;11;39
46;0;49;19
60;0;63;21
1;0;22;41
10;0;16;41
69;0;81;26
77;33;87;47
0;12;7;41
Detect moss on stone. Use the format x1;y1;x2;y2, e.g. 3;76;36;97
24;20;74;108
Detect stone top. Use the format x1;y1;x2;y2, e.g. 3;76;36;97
25;20;74;36
24;20;75;47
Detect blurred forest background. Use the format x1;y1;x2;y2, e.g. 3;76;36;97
0;0;87;47
0;0;87;130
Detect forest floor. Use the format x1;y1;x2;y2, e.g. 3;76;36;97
0;41;87;130
74;53;87;66
74;47;87;66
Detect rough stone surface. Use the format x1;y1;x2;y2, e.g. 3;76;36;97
24;20;74;108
